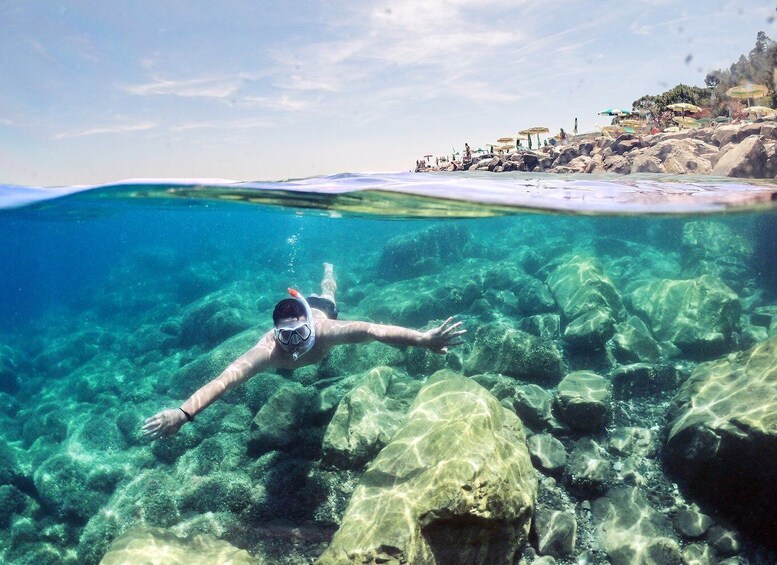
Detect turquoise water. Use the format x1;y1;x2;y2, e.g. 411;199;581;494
2;173;777;564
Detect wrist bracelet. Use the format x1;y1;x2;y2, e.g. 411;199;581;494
179;408;194;422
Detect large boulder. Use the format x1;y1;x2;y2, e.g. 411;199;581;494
554;371;612;433
629;275;740;359
465;322;565;385
376;224;469;282
637;139;714;174
100;526;258;564
680;221;753;289
321;366;420;469
247;385;318;455
712;135;767;178
665;335;777;546
317;372;537;565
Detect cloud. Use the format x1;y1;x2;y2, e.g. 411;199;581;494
125;76;248;99
54;121;158;139
170;117;274;131
243;94;315;111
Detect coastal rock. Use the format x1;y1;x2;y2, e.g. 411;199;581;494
592;487;682;565
672;507;713;540
712;135;767;178
665;335;777;546
317;372;537;565
518;314;561;339
465;322;564;385
612;135;642;155
611;316;662;363
100;526;258;564
603;154;631;174
554;371;612;432
321;366;419;469
376;224;469;282
553;146;579;166
641;139;713;174
561;155;592;173
629;275;740;359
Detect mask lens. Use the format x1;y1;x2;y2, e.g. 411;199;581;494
276;323;311;345
295;324;311;341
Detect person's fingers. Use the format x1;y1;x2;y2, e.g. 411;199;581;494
441;321;463;335
446;339;465;347
448;329;467;338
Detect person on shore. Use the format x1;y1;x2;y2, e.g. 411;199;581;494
463;143;472;164
142;263;466;439
559;128;567;144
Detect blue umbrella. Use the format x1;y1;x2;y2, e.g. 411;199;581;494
598;108;632;116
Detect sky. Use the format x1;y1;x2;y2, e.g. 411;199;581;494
1;1;775;186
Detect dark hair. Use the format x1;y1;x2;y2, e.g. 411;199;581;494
272;298;306;325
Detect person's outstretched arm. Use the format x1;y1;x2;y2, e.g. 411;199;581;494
142;332;276;440
324;316;465;354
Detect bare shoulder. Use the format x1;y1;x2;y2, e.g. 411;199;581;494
316;318;373;344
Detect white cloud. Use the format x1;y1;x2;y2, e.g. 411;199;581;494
125;76;247;99
170;117;274;131
243;94;315;111
54;121;158;139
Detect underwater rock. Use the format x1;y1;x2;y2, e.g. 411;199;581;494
564;439;612;496
532;508;577;559
512;383;559;432
317;371;537;565
100;526;258;564
611;315;662;364
610;363;679;399
681;221;753;289
518;314;561;339
527;433;567;475
0;485;29;528
592;486;682;565
34;453;107;521
177;292;252;349
376;224;469;282
0;345;19;393
546;255;623;323
665;334;777;547
321;366;419;469
672;506;713;540
247;384;318;455
607;427;654;458
629;275;740;359
554;371;612;433
514;277;557;315
465;322;564;385
562;307;616;350
358;272;480;327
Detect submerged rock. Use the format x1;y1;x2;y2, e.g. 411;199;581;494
465;322;564;385
247;385;318;455
317;371;537;565
100;526;258;564
554;371;612;433
592;487;682;565
564;439;612;496
665;334;777;547
527;433;567;475
376;224;469;282
681;221;753;289
629;275;740;359
533;508;577;559
611;316;662;364
321;366;419;469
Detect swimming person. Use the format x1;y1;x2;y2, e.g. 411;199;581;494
142;263;466;439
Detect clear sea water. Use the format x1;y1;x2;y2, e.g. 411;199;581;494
2;172;777;564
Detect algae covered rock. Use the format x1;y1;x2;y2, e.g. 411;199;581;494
629;275;740;358
317;371;537;565
681;221;753;288
546;254;623;322
611;316;662;364
247;384;318;455
376;224;469;282
465;322;564;385
321;366;419;469
665;334;777;544
554;371;612;433
100;526;258;564
562;307;616;350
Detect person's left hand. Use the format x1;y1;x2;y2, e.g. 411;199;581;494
423;317;466;354
142;408;187;440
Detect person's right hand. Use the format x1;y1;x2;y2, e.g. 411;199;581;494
142;408;187;440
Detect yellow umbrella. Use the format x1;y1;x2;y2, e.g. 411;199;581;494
498;144;514;152
673;116;697;125
620;118;643;127
667;102;701;113
726;84;769;106
496;137;514;144
747;105;775;116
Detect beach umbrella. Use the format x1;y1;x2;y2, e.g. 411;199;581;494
747;105;775;116
525;126;549;147
496;137;514;144
664;125;680;132
620;118;643;127
673;116;698;126
598;108;632;116
725;84;769;107
667;103;701;114
498;144;513;152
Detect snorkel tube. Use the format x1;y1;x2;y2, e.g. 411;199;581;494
286;287;316;361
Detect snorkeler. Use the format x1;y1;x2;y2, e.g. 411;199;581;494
142;263;466;439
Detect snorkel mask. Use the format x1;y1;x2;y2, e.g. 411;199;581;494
274;288;316;361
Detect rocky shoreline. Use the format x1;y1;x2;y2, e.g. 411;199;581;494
417;119;777;179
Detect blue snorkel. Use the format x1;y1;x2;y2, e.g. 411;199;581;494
277;288;316;361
